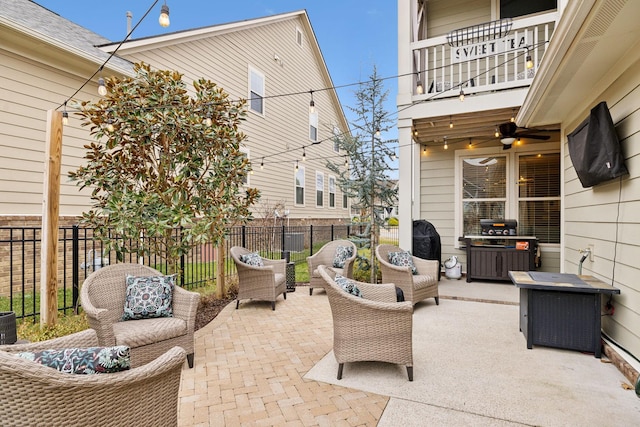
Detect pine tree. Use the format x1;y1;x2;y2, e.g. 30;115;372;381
326;66;397;282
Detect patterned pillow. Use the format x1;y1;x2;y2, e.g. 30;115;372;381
240;252;264;267
333;245;354;268
334;274;362;297
122;274;175;321
17;346;130;374
388;251;418;275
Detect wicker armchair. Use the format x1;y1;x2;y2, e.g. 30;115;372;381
375;244;440;306
80;263;200;368
0;329;185;426
230;246;287;310
318;265;414;381
307;239;357;295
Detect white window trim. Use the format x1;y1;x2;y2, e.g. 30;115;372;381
295;164;305;206
454;142;559;248
328;175;336;209
248;66;265;116
240;147;250;187
316;171;324;208
296;26;303;47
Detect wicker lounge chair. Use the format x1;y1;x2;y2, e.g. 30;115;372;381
376;244;440;306
80;263;200;368
318;265;414;381
307;239;357;295
0;329;185;426
230;246;287;310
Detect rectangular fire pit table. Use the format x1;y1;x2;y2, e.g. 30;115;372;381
508;271;620;358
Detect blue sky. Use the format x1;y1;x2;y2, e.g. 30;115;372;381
35;0;399;135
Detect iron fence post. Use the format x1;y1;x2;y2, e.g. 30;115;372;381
309;225;314;255
72;225;79;314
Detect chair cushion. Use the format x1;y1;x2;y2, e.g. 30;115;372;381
313;267;343;278
333;245;354;268
334;274;362;297
240;252;264;267
113;317;187;348
17;346;130;374
122;274;175;321
388;251;418;275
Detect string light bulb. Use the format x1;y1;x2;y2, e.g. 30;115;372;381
459;88;465;102
375;128;381;137
423;145;427;154
344;157;348;167
97;77;107;96
309;91;315;114
449;116;453;129
302;147;306;161
62;102;69;125
494;125;500;138
295;160;299;171
443;137;448;150
468;138;473;148
510;109;516;123
416;76;424;95
159;2;170;27
260;158;264;170
526;52;534;69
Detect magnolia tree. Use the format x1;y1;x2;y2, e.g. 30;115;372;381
70;62;259;274
326;66;397;282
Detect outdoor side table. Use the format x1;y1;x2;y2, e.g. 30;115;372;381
508;271;620;358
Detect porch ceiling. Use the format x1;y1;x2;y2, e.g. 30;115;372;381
412;107;559;149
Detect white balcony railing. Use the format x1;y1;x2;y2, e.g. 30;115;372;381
412;12;559;101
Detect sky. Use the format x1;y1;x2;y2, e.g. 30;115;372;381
34;0;400;139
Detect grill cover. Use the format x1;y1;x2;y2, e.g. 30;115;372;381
412;220;442;280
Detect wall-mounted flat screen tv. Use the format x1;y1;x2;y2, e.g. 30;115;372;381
567;101;628;188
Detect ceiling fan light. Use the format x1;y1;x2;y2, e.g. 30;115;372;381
501;137;516;145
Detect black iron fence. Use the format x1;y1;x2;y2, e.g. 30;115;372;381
0;224;398;321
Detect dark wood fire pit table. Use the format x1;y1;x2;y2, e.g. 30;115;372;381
508;271;620;358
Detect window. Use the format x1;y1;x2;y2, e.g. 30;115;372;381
461;156;507;236
296;27;303;46
329;176;336;208
249;67;265;114
316;172;324;207
240;148;250;186
517;153;560;244
295;165;305;205
310;112;318;142
457;149;560;245
343;193;348;209
500;0;557;19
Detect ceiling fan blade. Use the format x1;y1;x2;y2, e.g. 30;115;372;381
520;134;550;140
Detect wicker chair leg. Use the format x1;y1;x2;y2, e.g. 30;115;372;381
406;366;413;381
337;363;344;380
283;292;287;300
187;353;194;368
236;300;240;309
309;287;313;296
271;301;276;310
435;296;440;305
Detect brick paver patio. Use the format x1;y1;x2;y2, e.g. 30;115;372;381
178;288;389;426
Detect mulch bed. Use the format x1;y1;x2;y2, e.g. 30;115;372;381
194;284;308;331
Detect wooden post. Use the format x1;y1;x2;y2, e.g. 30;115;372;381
40;109;63;326
216;241;226;299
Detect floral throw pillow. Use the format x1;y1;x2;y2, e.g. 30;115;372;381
240;252;264;267
388;251;418;275
17;346;130;374
334;274;362;298
333;245;354;268
122;274;175;321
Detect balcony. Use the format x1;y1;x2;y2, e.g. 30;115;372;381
411;12;559;102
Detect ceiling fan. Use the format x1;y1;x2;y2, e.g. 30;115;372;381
499;122;550;149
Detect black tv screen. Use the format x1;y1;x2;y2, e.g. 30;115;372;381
567;101;628;188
